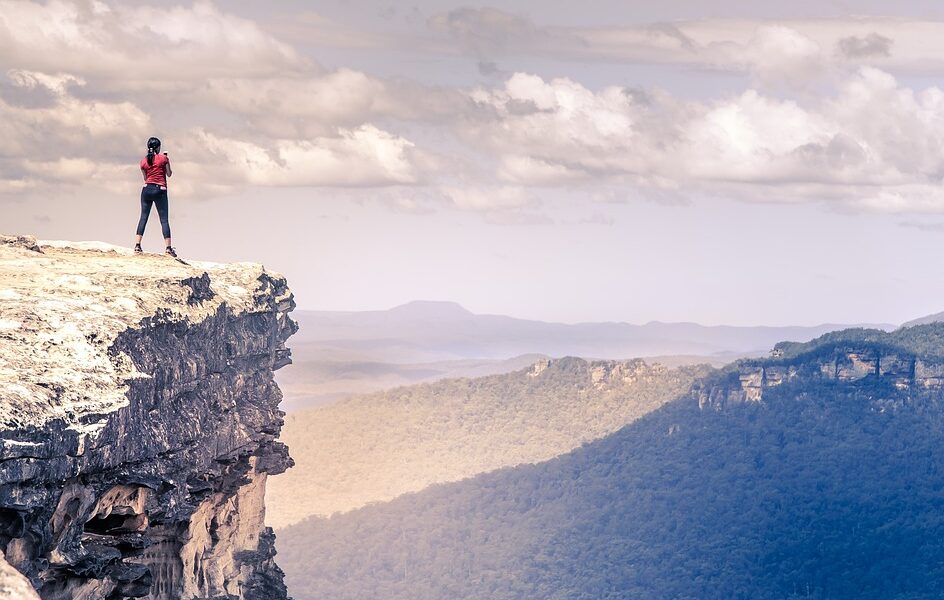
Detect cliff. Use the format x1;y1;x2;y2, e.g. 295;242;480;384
694;336;944;409
0;235;296;599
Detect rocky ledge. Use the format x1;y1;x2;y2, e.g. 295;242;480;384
0;235;297;599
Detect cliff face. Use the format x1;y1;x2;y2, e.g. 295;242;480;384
694;343;944;409
0;235;296;599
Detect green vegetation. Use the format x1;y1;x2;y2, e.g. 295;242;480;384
278;344;944;599
266;358;711;528
773;322;944;360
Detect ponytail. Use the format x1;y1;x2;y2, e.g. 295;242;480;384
145;136;161;167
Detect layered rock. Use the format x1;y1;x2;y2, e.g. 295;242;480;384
0;235;296;599
588;359;669;389
694;343;944;409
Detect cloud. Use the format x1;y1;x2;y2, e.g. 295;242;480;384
837;32;893;59
189;69;469;138
739;25;824;86
0;0;306;82
182;126;422;190
0;2;450;197
427;7;545;57
6;1;944;221
0;68;431;199
0;69;151;160
463;72;677;184
460;68;944;213
422;10;944;79
192;70;392;138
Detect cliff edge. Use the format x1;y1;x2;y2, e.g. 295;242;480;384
0;235;297;599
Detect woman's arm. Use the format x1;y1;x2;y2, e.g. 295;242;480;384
164;153;172;178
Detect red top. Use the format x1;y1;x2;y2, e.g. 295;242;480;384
140;153;169;187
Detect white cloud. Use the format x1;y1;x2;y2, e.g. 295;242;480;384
190;69;466;138
198;70;387;129
0;68;428;198
0;0;305;81
0;69;151;161
739;25;824;86
463;68;944;213
465;73;659;180
6;1;944;219
0;3;439;196
186;126;421;189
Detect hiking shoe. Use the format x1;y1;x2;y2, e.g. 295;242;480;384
165;246;178;258
134;244;143;254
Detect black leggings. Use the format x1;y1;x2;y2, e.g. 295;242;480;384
136;184;171;239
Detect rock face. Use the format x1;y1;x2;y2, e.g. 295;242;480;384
0;235;296;599
0;554;40;600
694;343;944;410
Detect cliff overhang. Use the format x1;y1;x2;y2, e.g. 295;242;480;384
0;235;297;599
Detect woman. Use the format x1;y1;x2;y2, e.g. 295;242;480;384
134;136;176;257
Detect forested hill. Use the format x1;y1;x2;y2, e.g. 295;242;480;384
267;357;711;528
771;321;944;360
279;325;944;600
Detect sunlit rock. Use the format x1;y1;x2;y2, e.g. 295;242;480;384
0;235;296;599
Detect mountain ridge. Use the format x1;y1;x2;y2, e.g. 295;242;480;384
277;323;944;599
266;356;711;528
291;303;895;362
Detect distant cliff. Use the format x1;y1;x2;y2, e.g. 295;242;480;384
694;325;944;409
0;235;296;599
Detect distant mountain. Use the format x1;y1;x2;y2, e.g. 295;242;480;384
290;300;894;362
266;358;711;529
277;302;892;410
386;299;475;320
277;323;944;600
901;310;944;328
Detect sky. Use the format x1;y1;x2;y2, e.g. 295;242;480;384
4;1;944;326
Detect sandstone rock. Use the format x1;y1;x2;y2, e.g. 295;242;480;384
527;358;551;377
738;367;763;402
698;345;944;408
915;360;944;388
0;552;39;599
0;237;296;599
836;351;877;381
588;359;666;389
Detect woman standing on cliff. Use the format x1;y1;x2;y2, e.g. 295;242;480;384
134;136;177;257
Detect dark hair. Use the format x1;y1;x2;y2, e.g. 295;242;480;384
146;137;161;167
